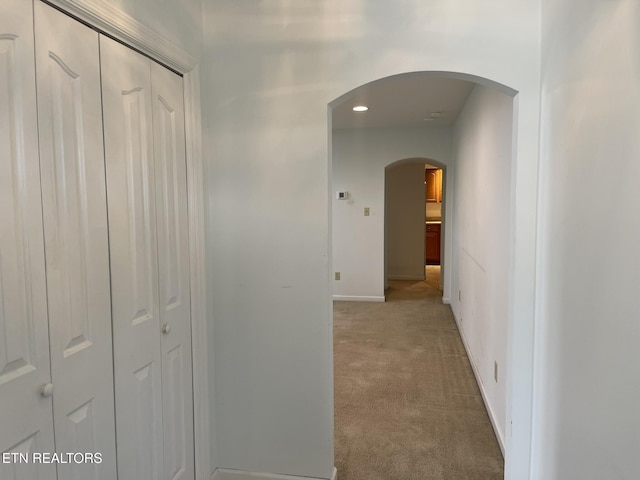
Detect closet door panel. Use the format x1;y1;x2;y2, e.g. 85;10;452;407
151;62;194;480
34;4;116;479
0;2;55;477
100;36;164;480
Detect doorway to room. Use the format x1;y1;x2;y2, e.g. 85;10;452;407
330;70;520;479
424;165;443;264
424;164;443;290
383;159;446;293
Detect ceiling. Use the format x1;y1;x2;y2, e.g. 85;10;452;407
332;76;475;130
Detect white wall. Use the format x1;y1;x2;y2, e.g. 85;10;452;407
332;127;451;301
202;1;541;478
450;84;514;450
533;1;640;479
386;162;428;281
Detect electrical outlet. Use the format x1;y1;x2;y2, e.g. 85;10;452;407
458;290;462;302
335;272;340;280
364;207;370;216
494;361;498;382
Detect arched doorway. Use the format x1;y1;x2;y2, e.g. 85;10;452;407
384;157;448;295
330;71;523;478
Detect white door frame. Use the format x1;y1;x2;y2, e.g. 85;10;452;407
39;1;210;478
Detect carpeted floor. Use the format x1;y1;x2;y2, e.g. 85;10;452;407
334;271;504;480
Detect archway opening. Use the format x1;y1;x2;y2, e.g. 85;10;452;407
329;70;518;479
384;157;447;294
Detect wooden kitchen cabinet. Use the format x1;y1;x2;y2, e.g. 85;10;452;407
425;168;443;203
425;223;441;265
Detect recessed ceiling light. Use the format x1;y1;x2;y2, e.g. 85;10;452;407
430;112;443;118
352;105;368;112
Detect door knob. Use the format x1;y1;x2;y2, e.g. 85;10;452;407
40;383;53;398
161;323;171;334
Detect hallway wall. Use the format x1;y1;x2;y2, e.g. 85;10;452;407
332;127;451;301
450;84;514;450
533;1;640;478
201;1;541;478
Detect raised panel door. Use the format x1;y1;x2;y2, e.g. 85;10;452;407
426;169;437;202
100;35;165;480
425;225;441;265
34;4;116;478
151;62;194;480
0;1;55;478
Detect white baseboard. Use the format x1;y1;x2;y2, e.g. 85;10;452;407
333;295;385;302
442;297;451;304
450;309;505;457
387;274;424;281
212;467;337;480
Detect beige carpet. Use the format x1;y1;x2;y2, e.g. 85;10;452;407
334;274;504;480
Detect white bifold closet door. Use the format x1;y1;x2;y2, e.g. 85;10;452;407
100;36;194;480
33;2;118;479
0;1;55;478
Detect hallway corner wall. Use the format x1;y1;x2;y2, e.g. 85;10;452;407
533;1;640;478
450;84;514;450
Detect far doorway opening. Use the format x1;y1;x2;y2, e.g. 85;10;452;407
384;159;446;292
424;164;443;290
330;70;524;479
424;164;443;265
